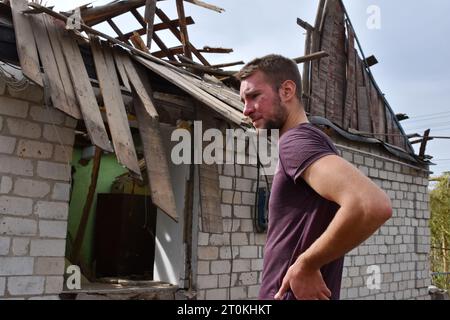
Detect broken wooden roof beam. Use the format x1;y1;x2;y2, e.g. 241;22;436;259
296;17;314;31
184;0;225;13
176;0;192;59
210;61;244;69
293;51;328;64
199;46;233;54
144;0;156;50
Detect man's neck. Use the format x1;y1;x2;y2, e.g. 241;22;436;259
280;105;309;136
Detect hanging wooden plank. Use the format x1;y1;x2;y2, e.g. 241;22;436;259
112;49;131;91
357;86;371;133
176;0;192;59
144;0;157;50
343;28;356;130
91;37;141;176
120;54;159;119
57;27;113;152
132;90;178;222
31;14;76;119
199;163;223;234
134;56;246;126
43;15;82;119
10;0;42;86
130;31;151;53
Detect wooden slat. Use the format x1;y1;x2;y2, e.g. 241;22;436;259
343;28;356;130
199;163;223;233
357;86;371;132
176;0;192;59
10;0;42;86
120;54;159;119
134;56;246;126
184;0;225;13
130;31;150;53
43;16;82;119
31;14;70;116
112;49;131;91
57;28;113;152
91;37;141;176
144;0;157;50
302;29;312;110
132;90;178;222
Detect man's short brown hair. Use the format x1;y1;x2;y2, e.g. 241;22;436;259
237;54;302;101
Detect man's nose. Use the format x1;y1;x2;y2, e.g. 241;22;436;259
243;102;254;117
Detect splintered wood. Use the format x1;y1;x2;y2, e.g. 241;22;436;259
10;0;43;86
91;37;141;176
303;0;409;151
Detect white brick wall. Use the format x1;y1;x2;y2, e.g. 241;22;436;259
0;92;74;299
195;137;431;301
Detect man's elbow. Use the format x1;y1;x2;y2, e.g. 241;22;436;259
367;194;392;226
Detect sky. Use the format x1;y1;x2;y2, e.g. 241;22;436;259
46;0;450;177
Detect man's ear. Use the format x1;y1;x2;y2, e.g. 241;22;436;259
279;80;297;102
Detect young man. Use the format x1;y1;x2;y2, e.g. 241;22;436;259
238;54;392;300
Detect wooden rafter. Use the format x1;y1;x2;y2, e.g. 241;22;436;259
144;0;157;49
176;0;192;59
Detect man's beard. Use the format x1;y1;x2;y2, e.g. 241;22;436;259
258;95;287;135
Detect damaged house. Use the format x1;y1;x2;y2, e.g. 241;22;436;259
0;0;431;300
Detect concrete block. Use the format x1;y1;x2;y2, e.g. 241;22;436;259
219;176;233;189
211;260;231;274
51;183;71;202
0;216;37;236
37;161;70;181
243;166;257;179
29;106;65;125
197;246;219;260
7;276;45;295
230;286;247;300
65;116;78;129
205;288;227;300
197;275;218;289
30;239;66;257
0;236;10;255
43;125;75;145
235;178;253;192
6;118;41;139
239;272;258;285
34;201;68;220
233;205;251;219
0;136;16;154
0;155;33;176
0;176;13;194
232;259;251;272
231;233;248;245
34;257;65;275
13;178;50;198
0;195;33;216
12;238;30;256
197;261;209;275
240;246;258;258
0;97;29;118
0;277;5;296
45;276;64;294
38;220;67;239
0;257;34;275
53;145;73;163
241;192;255;205
16;139;53;159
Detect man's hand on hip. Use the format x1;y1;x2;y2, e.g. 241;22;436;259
274;258;331;300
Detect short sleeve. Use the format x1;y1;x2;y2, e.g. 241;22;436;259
279;125;338;183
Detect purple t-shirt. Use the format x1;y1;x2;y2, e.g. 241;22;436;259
259;123;344;300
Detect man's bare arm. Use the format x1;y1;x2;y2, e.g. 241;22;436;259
275;155;392;300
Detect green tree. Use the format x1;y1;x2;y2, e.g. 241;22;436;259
430;172;450;289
